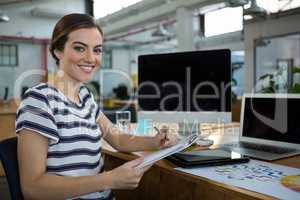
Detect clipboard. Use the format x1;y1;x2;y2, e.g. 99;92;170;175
136;134;199;169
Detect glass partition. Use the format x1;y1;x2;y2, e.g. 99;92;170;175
255;33;300;93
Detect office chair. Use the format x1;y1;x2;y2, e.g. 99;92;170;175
0;137;24;200
4;87;9;101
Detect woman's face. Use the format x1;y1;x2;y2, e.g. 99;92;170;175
55;27;103;83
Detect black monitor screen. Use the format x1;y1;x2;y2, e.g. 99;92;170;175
242;97;300;144
138;49;231;112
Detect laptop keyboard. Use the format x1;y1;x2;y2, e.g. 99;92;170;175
224;142;296;154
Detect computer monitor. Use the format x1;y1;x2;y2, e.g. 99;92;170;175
137;49;232;124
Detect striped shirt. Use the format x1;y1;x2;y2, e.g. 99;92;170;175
16;83;113;200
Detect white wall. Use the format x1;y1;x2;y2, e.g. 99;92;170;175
99;49;132;97
0;0;85;38
0;0;86;98
0;42;45;98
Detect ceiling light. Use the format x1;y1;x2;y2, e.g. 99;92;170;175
199;2;227;14
151;23;172;37
0;12;9;22
227;0;249;7
31;7;67;19
255;38;271;47
244;0;266;16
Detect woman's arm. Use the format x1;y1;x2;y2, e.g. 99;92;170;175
18;129;149;200
98;113;177;152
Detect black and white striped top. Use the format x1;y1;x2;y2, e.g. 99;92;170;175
16;83;113;200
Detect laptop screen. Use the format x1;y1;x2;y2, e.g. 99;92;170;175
242;97;300;144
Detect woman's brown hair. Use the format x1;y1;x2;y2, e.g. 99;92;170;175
50;13;103;65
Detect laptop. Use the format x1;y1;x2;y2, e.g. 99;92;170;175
222;93;300;161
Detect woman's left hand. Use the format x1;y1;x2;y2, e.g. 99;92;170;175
153;126;178;149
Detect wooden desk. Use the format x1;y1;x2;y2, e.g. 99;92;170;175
0;108;17;140
102;124;300;200
0;108;17;176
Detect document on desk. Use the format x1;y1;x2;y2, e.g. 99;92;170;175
176;159;300;199
136;134;199;169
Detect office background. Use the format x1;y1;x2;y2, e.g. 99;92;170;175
0;0;300;199
0;0;300;102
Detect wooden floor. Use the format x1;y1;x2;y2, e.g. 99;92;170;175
0;176;11;200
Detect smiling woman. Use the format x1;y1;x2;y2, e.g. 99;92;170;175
16;13;177;200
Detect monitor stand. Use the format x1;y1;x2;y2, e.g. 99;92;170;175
138;111;231;124
138;111;231;142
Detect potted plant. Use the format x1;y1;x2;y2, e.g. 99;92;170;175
290;67;300;93
258;66;300;93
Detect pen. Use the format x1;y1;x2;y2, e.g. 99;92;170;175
154;126;160;134
154;126;168;141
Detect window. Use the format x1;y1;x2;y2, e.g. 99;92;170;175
102;48;112;69
0;44;18;66
257;0;300;13
204;7;243;37
232;51;245;97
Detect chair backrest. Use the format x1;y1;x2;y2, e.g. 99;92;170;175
0;137;23;200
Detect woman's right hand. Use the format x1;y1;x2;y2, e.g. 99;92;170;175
108;157;151;190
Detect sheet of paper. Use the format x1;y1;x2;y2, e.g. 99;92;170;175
176;159;300;199
136;134;199;169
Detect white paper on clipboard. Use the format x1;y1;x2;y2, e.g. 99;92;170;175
136;134;199;169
